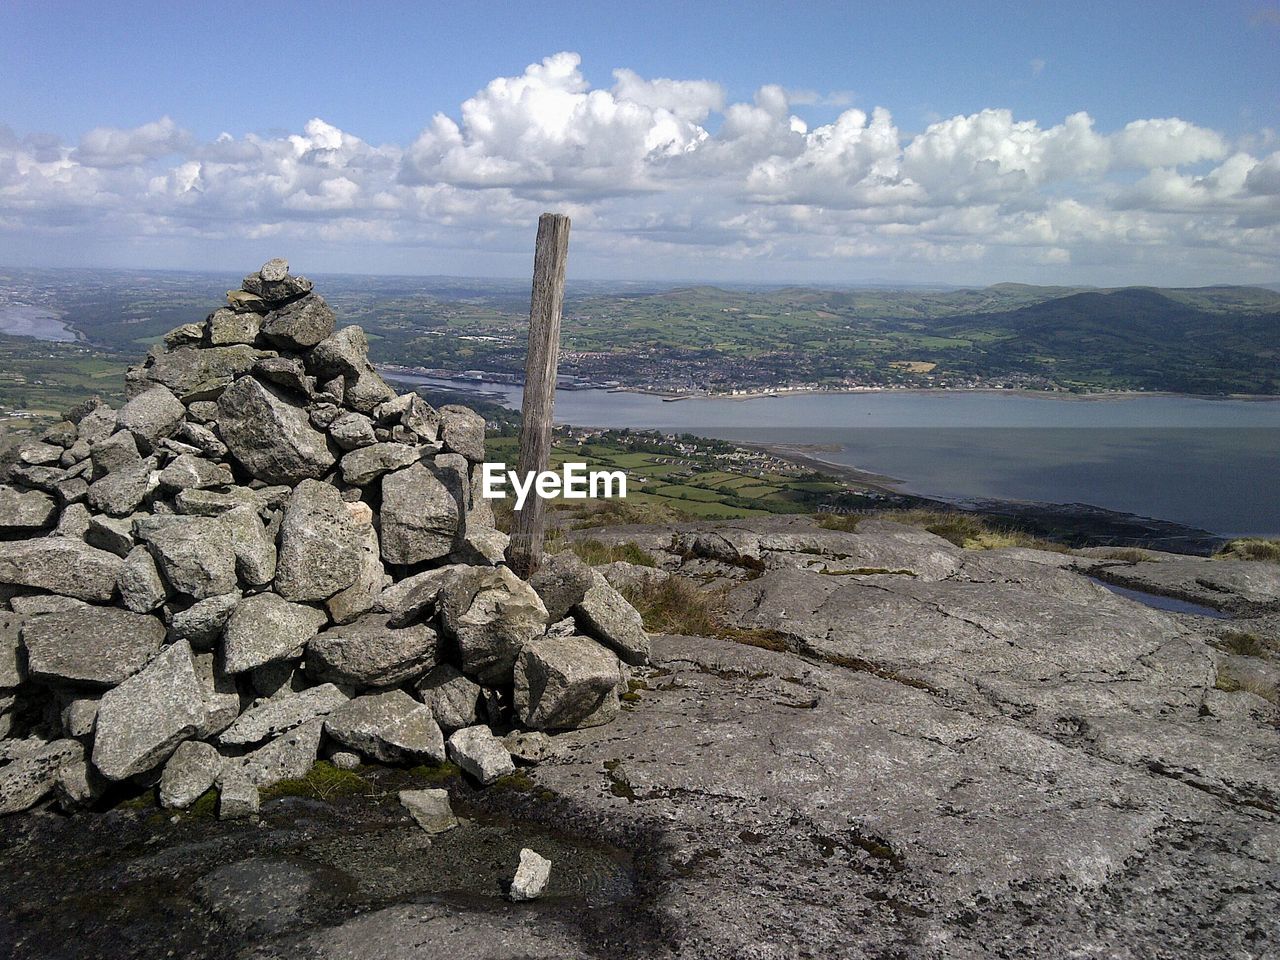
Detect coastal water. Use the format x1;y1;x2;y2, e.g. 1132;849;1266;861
0;304;75;341
386;374;1280;538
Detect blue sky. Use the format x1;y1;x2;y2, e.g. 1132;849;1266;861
2;0;1278;284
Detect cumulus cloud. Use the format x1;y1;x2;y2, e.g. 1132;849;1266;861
1;52;1278;281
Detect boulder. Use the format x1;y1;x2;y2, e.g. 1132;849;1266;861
157;454;233;491
0;613;24;688
307;326;370;378
503;730;553;765
90;429;142;475
509;848;551;902
343;366;396;415
159;740;223;809
75;403;118;445
91;641;206;780
380;462;463;565
324;690;445;763
328;412;377;450
86;457;157;517
274;479;364;601
18;441;63;466
326;524;388;625
222;504;277;588
236;718;323;789
217;376;336;485
136;515;238;599
218;684;349;747
175;421;228;460
259;293;335;350
399;788;457;835
514;635;622;730
260;257;289;282
414;664;480;732
174;486;261;517
0;485;57;532
574;574;652;666
376;565;464;626
446;725;515;785
206;308;261;346
163;323;205;347
440;566;548;685
217;770;260;819
192;651;242;738
0;738;83;815
306;615;438;688
86;514;136;557
254;356;313;397
116;385;185;452
129;344;269;403
117;546;168;612
340;442;421;487
59;697;100;738
22;607;165;689
438;405;486;462
530;552;595;623
170;592;240;650
375;393;440;443
221;592;328;674
0;538;123;603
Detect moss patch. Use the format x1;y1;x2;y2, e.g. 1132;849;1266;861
260;761;369;802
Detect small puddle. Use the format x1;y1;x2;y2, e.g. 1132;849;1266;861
1089;577;1231;619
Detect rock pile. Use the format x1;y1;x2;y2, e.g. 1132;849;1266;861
0;259;649;817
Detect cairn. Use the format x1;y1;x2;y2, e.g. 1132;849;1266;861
0;259;649;818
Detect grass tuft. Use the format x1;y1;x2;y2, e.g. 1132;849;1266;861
818;509;1071;552
620;576;793;652
260;761;369;802
1214;538;1280;564
568;539;657;567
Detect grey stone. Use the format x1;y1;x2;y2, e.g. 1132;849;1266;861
438;404;485;462
90;429;141;474
217;770;259;819
86;457;157;517
75;402;118;444
328;412;377;450
1;613;26;687
129;344;269;403
91;641;205;780
236;718;323;789
376;565;464;626
59;697;99;738
54;754;107;810
136;514;237;599
118;545;168;612
251;659;304;700
530;552;596;623
344;365;397;415
326;523;387;625
308;402;342;430
159;740;223;809
452;527;510;566
399;788;457;835
53;476;89;506
374;393;439;443
193;651;242;738
502;730;553;765
509;848;551;902
158;454;233;491
217;376;335;485
274;479;364;601
0;538;123;602
307;614;438;688
116;385;185;452
53;501;91;538
259;293;335;350
242;271;313;304
219;684;349;747
18;441;63;466
222;504;277;588
186;400;219;423
340;442;421;486
174;485;261;517
414;664;481;732
207;307;261;346
86;514;136;556
0;484;57;532
8;595;87;616
440;566;548;685
22;606;164;688
307;325;370;378
514;635;622;730
446;725;514;785
0;738;82;814
328;750;362;770
221;592;328;674
163;323;205;347
254;356;313;397
260;257;289;282
42;420;78;448
574;573;651;666
380;461;463;565
170;592;240;650
324;690;445;763
175;421;228;460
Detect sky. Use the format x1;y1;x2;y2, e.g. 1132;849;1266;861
2;0;1279;286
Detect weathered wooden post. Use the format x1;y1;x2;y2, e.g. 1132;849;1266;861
506;212;571;578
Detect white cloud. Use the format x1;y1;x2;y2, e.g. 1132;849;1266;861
1;52;1277;282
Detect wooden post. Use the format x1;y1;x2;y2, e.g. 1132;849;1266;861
506;213;571;579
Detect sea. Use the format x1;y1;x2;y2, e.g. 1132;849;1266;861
386;373;1280;539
